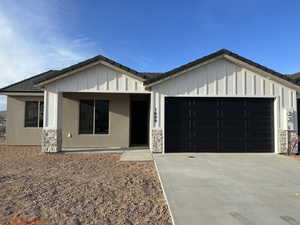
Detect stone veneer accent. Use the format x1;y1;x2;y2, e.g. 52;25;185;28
279;130;288;153
279;129;298;153
41;129;62;153
152;129;163;153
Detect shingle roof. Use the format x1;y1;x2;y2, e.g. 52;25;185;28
0;49;297;94
144;49;293;85
0;70;163;94
0;70;58;93
140;72;162;79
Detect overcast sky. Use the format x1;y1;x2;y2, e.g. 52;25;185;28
1;0;300;111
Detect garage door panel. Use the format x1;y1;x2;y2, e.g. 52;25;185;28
222;123;245;129
222;132;244;138
165;97;274;153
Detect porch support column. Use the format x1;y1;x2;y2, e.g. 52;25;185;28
41;90;63;153
151;92;163;153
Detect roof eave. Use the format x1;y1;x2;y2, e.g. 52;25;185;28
0;91;44;96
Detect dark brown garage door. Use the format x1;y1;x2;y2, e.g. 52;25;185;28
165;97;274;153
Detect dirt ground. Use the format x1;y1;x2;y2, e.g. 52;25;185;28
0;146;172;225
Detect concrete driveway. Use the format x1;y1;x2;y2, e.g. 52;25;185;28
154;153;300;225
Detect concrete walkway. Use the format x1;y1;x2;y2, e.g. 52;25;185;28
120;149;153;162
154;153;300;225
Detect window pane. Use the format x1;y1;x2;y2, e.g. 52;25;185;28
79;100;94;134
39;102;44;128
95;100;109;134
25;101;39;127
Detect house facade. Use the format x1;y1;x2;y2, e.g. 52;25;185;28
1;49;300;154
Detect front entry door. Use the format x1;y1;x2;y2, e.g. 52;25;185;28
130;100;149;146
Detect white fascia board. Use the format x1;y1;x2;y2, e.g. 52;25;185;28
0;92;44;96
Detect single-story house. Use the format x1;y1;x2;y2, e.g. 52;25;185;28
1;49;300;154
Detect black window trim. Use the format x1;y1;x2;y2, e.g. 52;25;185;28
24;101;44;128
79;98;109;135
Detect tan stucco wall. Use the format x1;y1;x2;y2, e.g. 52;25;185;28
62;93;130;149
6;96;43;145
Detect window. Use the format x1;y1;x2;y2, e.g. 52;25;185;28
79;99;109;134
95;100;109;134
25;101;44;128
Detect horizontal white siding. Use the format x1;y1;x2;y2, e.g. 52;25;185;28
151;58;298;153
47;64;148;93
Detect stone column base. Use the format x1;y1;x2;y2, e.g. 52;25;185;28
279;129;298;154
279;130;288;153
41;129;62;153
152;129;163;153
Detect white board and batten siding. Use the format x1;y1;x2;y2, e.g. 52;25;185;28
43;64;149;130
151;58;298;153
46;64;149;93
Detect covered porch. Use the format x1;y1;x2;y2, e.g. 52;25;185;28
37;59;153;153
42;92;150;152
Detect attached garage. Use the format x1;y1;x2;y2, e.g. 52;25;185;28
165;97;274;153
148;51;300;154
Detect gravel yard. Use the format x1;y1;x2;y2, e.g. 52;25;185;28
0;146;171;225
